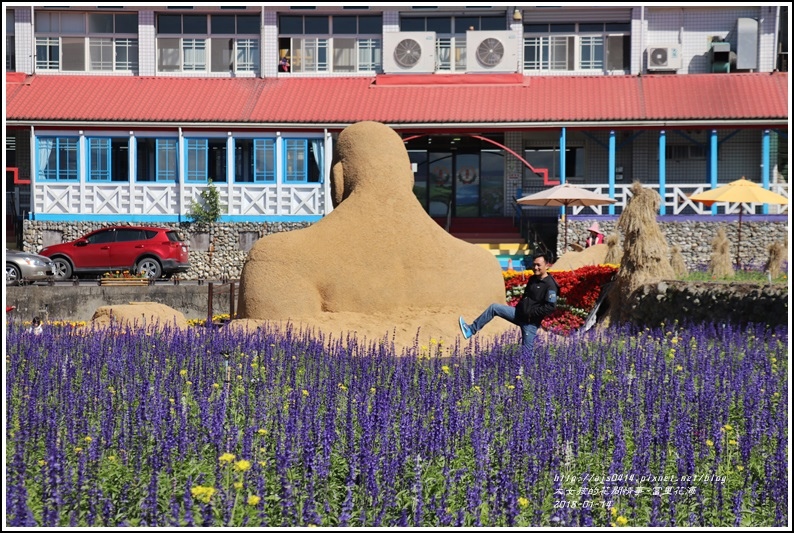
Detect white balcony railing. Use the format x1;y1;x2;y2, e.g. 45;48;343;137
33;181;327;219
33;181;788;219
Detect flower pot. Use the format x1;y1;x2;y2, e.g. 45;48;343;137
100;278;150;287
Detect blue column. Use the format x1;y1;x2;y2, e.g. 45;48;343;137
608;130;616;215
559;127;567;184
658;130;666;215
560;127;567;221
762;129;770;214
710;129;718;214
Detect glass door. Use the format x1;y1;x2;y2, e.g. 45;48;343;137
454;152;480;217
428;151;453;217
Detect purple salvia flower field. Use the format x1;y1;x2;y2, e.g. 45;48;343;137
4;320;789;527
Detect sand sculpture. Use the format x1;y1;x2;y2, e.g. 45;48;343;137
237;121;506;324
90;302;188;332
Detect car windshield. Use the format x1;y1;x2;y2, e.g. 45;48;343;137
166;231;184;242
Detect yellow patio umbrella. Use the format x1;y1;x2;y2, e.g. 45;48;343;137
688;177;788;268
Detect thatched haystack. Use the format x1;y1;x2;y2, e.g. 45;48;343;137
606;181;675;325
764;240;786;280
708;227;734;279
670;245;688;277
604;233;622;265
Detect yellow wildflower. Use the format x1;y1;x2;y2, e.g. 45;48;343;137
212;383;220;389
234;459;252;472
38;460;46;466
616;516;628;526
610;507;617;517
675;365;683;372
518;497;529;508
257;428;267;436
729;439;737;446
219;452;236;463
190;485;216;504
302;389;310;397
179;369;187;377
247;495;261;506
723;424;733;431
736;465;744;472
441;365;450;375
338;383;348;391
84;436;93;443
706;439;714;447
233;481;243;490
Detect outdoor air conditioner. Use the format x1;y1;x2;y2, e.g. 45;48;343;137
382;32;437;74
647;45;682;71
466;31;519;73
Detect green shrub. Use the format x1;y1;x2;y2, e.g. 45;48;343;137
189;180;224;225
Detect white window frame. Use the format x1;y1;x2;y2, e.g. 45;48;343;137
523;22;629;73
156;13;260;74
34;11;138;72
279;14;382;74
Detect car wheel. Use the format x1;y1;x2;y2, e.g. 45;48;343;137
6;263;21;286
52;258;73;280
136;258;162;279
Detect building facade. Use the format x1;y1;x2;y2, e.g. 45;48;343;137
4;5;789;264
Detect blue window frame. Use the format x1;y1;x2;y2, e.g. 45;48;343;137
185;138;208;182
284;138;323;183
88;137;111;181
37;137;79;181
254;139;276;183
157;139;178;181
284;139;307;183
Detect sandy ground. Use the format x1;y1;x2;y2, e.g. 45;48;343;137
228;305;523;356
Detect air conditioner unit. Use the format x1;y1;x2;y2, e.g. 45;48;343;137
383;32;436;74
647;45;682;71
466;31;519;73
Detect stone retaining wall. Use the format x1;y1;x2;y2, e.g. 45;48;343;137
22;220;310;281
563;216;788;270
22;216;788;280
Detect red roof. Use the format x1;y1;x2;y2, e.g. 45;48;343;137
5;72;788;127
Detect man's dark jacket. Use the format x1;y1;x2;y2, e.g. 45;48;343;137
515;274;560;325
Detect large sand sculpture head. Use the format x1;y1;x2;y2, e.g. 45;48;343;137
237;120;507;337
331;121;413;206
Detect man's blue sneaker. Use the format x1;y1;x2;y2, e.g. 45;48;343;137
459;316;473;340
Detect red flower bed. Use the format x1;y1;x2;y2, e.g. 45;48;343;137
503;265;618;335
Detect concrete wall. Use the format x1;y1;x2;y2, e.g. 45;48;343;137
6;280;787;329
6;283;237;323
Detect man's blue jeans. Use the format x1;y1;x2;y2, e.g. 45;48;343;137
470;303;539;351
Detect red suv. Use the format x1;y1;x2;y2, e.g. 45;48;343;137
39;226;190;280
